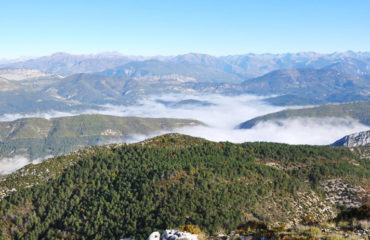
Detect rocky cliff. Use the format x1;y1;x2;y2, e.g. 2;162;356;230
332;130;370;147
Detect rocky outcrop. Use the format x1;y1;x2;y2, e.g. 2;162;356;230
120;229;199;240
147;232;160;240
320;179;367;208
144;229;198;240
332;130;370;147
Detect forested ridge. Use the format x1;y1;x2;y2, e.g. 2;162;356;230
0;114;202;160
0;134;369;239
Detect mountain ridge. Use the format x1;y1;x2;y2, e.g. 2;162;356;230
0;114;203;163
2;51;370;77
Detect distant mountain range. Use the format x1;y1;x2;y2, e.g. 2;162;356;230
1;52;140;76
238;101;370;129
0;114;202;161
2;51;370;77
97;59;244;83
241;68;370;104
0;51;369;115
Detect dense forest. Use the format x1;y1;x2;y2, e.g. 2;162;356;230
0;134;369;239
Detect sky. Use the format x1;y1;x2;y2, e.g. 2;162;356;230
1;0;370;58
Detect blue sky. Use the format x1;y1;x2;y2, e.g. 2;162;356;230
1;0;369;58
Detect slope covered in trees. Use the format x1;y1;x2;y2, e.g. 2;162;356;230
0;114;202;160
0;134;368;239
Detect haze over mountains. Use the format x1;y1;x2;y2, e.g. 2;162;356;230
3;0;370;238
0;51;369;113
0;53;369;240
1;51;370;175
3;51;370;77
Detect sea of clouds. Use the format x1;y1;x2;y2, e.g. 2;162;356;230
0;93;368;174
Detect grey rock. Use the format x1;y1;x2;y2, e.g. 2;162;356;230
332;130;370;147
147;231;160;240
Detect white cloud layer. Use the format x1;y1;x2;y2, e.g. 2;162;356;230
0;94;369;175
0;93;368;146
0;156;48;175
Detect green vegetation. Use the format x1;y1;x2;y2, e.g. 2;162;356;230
239;101;370;129
0;134;368;239
0;115;202;160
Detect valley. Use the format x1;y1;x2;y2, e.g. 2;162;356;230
0;51;369;240
2;1;370;239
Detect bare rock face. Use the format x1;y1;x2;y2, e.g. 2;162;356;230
147;232;160;240
332;130;370;147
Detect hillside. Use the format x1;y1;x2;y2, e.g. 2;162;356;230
46;73;130;104
0;77;20;91
98;60;244;83
42;72;240;106
241;69;370;103
0;115;202;161
0;89;95;114
239;101;370;129
322;58;370;76
0;134;368;239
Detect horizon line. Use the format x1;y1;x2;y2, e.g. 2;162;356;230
2;50;370;62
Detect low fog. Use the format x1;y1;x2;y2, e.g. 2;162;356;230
0;94;369;175
0;156;46;175
0;94;368;145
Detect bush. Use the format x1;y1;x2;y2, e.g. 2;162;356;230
320;222;331;229
180;225;202;235
338;221;349;229
324;234;345;240
236;221;268;235
301;226;322;237
301;214;317;225
179;225;206;240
